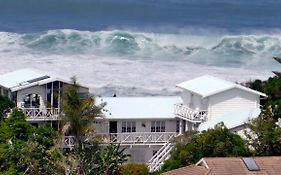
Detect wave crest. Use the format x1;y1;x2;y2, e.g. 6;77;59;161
1;29;281;67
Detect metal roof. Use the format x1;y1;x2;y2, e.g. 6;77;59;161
99;96;181;119
0;69;88;92
176;75;266;98
0;69;47;89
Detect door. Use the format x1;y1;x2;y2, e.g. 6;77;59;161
109;121;118;142
109;121;117;133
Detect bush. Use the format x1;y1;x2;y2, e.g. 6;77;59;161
117;163;149;175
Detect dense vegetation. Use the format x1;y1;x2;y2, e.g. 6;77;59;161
161;123;249;172
0;95;15;119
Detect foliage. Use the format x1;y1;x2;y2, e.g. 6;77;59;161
60;78;128;175
246;76;281;120
246;105;281;156
161;123;249;173
117;163;149;175
0;108;64;175
61;77;104;147
0;95;15;120
95;144;129;175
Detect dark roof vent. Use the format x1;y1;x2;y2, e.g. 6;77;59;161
242;157;260;171
26;75;50;83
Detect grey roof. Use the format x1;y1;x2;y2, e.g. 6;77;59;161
0;69;47;89
176;75;266;98
100;96;181;119
0;69;87;92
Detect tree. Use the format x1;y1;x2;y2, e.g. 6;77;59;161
61;77;104;147
246;106;281;156
95;144;129;175
0;95;15;120
161;123;249;173
0;109;64;175
60;77;106;174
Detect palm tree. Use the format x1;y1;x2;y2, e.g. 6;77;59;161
61;77;104;148
60;77;106;174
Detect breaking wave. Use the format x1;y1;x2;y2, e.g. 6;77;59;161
1;29;281;68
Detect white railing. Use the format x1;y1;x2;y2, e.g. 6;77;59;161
63;132;177;147
97;132;177;145
148;142;173;172
64;136;76;148
174;104;207;123
21;108;61;120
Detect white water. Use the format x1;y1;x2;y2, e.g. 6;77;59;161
0;30;277;96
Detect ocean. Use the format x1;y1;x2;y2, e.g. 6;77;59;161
0;0;280;96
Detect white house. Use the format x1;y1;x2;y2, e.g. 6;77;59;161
95;97;181;171
0;70;267;172
0;69;88;124
175;75;266;132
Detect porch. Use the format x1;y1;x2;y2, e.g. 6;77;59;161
174;103;207;123
21;107;61;121
64;132;178;147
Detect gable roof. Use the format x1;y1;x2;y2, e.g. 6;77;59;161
162;157;281;175
0;69;88;92
99;96;181;119
176;75;266;98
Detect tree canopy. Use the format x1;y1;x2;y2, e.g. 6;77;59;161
246;106;281;156
0;109;64;175
0;95;15;120
161;123;249;173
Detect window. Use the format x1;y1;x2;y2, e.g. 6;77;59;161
151;121;165;132
122;121;136;132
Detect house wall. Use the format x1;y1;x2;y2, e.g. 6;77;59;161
16;85;47;108
121;145;163;163
208;88;259;119
180;90;208;110
112;119;178;133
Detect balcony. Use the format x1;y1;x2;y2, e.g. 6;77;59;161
174;104;207;123
21;108;60;121
64;132;177;147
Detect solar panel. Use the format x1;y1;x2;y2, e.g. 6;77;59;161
26;75;50;83
242;157;260;171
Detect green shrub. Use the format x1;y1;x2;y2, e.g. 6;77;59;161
118;163;149;175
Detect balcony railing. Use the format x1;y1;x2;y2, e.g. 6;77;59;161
21;108;60;120
63;132;177;147
174;104;207;123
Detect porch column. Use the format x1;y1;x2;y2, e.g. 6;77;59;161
58;81;61;109
179;119;183;134
51;82;54;108
185;121;189;132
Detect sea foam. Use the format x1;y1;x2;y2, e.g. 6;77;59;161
0;29;277;96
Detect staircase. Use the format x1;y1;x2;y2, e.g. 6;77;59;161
148;142;174;172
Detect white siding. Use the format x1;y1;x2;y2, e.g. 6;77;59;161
208;88;259;119
180;90;206;110
122;145;162;163
115;119;178;133
16;85;46;108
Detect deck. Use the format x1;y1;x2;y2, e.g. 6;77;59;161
21;108;60;121
174;104;207;123
64;132;178;147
